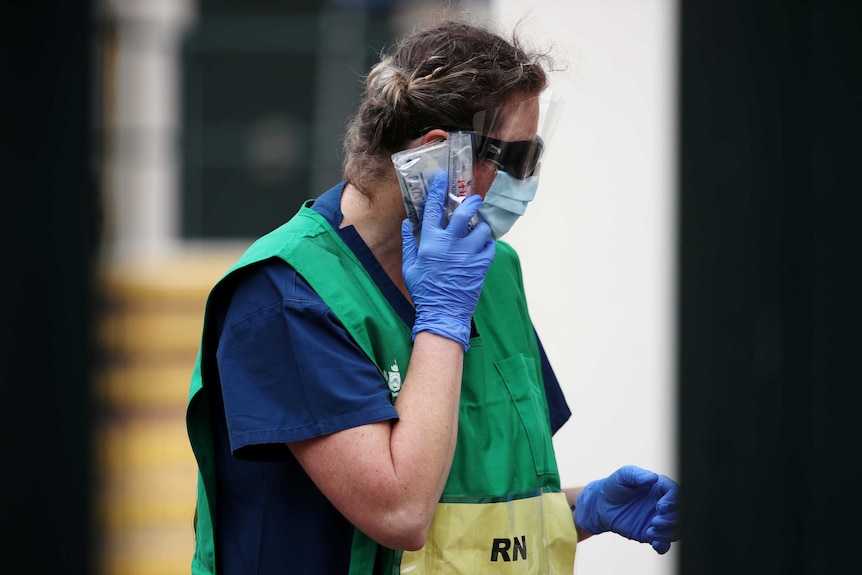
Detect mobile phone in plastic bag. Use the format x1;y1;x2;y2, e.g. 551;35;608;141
447;130;474;203
392;132;474;241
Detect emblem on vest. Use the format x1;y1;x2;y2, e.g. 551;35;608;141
385;360;402;397
490;535;528;562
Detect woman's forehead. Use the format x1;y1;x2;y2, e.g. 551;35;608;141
479;94;540;141
490;97;539;142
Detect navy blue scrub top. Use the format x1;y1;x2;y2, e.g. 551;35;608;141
210;182;572;574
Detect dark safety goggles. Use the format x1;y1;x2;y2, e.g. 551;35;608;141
406;128;545;180
472;133;544;180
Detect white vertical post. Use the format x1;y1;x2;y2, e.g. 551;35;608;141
102;0;196;258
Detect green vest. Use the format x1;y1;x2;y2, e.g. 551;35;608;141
186;202;577;575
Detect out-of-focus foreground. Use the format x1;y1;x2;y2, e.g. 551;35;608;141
94;252;239;574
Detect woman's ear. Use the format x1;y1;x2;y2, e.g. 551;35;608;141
421;129;449;145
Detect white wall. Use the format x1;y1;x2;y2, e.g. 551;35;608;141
492;1;679;573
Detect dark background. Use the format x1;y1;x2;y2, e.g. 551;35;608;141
180;0;399;238
0;1;97;572
677;1;861;573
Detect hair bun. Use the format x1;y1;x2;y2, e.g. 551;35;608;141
367;57;412;111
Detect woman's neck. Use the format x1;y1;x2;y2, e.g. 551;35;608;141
340;181;410;300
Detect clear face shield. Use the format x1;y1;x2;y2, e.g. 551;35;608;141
469;89;563;238
471;88;564;181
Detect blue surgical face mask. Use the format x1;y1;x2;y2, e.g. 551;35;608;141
475;171;540;239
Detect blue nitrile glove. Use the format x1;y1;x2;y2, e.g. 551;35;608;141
575;465;681;554
402;172;496;352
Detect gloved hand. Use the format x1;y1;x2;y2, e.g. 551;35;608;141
574;465;680;554
402;172;495;352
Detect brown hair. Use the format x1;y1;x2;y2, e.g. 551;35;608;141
342;20;551;194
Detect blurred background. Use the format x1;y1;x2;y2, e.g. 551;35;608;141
1;0;858;574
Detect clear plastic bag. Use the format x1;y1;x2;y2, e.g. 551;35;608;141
392;132;474;241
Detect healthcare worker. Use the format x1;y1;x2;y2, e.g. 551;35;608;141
186;19;680;575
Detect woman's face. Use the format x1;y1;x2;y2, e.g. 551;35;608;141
472;92;541;199
409;92;541;201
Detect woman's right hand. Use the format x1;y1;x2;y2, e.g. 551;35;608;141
401;172;496;352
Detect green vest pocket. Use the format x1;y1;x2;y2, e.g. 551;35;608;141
496;354;555;477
